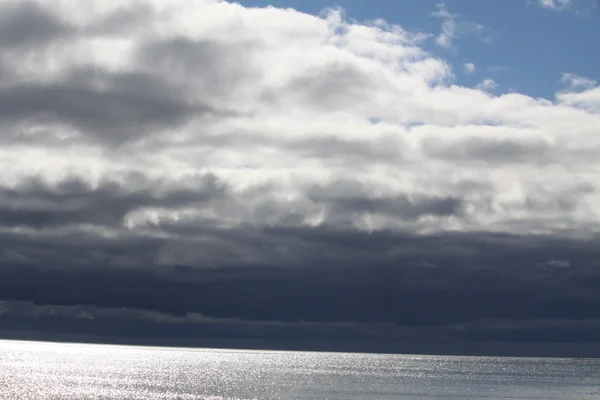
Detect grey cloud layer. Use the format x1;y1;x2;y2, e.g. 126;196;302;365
0;1;72;49
0;174;224;229
0;76;197;145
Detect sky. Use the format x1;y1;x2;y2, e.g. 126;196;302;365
0;0;599;356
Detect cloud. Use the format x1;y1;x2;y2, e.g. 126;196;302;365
475;78;498;91
1;232;599;322
532;0;597;14
3;299;600;356
0;0;598;268
562;73;597;90
0;0;600;350
544;260;572;268
0;173;225;229
431;3;457;48
431;2;491;49
535;0;573;10
0;1;73;49
557;73;600;113
557;86;600;113
0;71;200;146
464;63;476;74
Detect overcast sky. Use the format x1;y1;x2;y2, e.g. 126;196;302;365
0;0;599;356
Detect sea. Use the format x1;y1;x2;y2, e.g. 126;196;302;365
1;339;598;400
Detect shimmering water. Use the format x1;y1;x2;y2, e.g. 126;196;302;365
1;340;598;399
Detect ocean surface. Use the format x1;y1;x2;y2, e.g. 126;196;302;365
1;340;598;400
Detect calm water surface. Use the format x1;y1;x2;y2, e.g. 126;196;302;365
1;340;598;399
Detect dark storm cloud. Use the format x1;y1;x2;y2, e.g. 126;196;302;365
308;181;464;220
446;318;600;344
3;300;599;356
0;173;226;229
1;228;599;326
0;229;165;269
0;1;73;49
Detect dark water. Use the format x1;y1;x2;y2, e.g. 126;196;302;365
1;340;598;399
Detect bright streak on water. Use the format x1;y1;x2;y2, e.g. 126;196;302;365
0;339;599;399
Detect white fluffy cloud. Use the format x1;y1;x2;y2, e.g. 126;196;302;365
1;0;599;267
464;63;476;74
536;0;573;10
557;86;600;113
562;73;597;90
557;73;600;113
475;78;498;92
